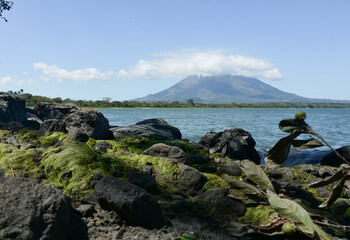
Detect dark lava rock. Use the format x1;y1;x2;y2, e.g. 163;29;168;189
34;102;77;120
195;188;246;221
94;176;166;229
0;176;87;240
219;163;242;176
321;146;350;167
0;95;27;123
143;143;186;162
125;172;157;192
199;128;260;164
285;183;319;206
38;119;67;136
63;108;112;140
32;150;43;163
61;170;73;180
111;118;182;140
76;204;96;218
66;129;89;142
185;154;210;165
268;169;283;179
178;164;207;193
93;141;113;153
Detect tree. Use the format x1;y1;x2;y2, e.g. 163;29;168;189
0;0;14;22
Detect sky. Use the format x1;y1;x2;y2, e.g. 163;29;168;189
1;0;350;101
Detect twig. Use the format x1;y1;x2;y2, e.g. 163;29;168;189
312;220;350;229
8;162;15;177
306;127;350;165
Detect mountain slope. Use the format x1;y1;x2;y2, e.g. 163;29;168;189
133;75;311;103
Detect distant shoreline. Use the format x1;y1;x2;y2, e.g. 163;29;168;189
2;91;350;109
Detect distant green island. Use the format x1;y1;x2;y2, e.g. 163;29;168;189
2;90;350;109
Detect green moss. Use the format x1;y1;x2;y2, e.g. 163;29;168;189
38;132;68;146
203;173;230;189
14;129;37;143
239;205;278;225
115;152;181;194
39;141;129;198
0;147;37;177
0;130;11;138
164;140;208;156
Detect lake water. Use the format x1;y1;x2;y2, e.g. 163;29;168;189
99;108;350;152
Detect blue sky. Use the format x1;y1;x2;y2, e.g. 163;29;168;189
1;0;350;101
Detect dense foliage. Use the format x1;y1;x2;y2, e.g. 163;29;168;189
0;0;13;22
2;90;350;108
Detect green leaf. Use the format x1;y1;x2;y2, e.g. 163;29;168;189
309;168;349;188
226;221;255;237
291;138;323;150
240;160;275;192
265;131;301;164
221;174;264;196
319;174;350;208
313;223;334;240
177;237;198;240
279;118;308;133
267;190;315;235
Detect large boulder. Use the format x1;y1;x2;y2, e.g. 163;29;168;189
0;177;87;240
0;95;27;123
143;143;186;162
94;176;166;229
321;146;350;167
111;118;182;140
199;128;260;164
34;102;77;120
63;108;112;140
37;119;67;136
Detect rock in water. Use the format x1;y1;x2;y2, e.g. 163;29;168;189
111;118;182;140
0;177;87;240
63;108;112;140
321;145;350;167
199;128;260;164
94;176;166;229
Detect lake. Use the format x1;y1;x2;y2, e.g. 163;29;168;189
99;108;350;149
99;108;350;151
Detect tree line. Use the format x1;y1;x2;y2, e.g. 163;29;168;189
2;90;350;109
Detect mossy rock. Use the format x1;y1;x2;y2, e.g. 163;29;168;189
239;205;278;225
203;173;230;190
38;132;68;146
115;153;181;194
39;141;129;198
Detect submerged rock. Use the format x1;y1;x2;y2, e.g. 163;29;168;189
111;118;182;140
0;176;88;240
94;176;166;229
199;128;260;164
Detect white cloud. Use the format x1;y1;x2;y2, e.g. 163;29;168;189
33;62;113;82
115;50;283;80
0;76;36;86
33;50;283;82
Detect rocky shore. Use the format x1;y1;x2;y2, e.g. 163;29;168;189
1;95;350;240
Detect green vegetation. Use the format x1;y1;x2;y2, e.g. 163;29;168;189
2;90;350;108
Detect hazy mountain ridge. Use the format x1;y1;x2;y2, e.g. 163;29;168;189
133;75;345;103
